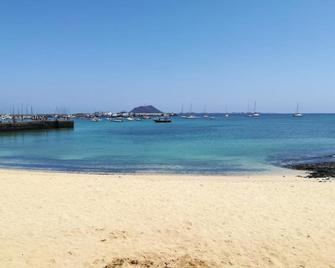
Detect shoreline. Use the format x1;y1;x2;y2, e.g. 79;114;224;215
0;164;301;178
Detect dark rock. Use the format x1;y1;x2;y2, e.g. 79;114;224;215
286;161;335;178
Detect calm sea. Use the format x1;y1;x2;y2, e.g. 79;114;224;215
0;114;335;174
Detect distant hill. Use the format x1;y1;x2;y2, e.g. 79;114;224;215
130;105;163;114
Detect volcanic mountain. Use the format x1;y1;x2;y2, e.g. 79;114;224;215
130;105;163;114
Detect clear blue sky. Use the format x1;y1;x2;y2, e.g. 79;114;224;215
1;0;335;113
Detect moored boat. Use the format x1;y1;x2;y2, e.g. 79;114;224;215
111;118;123;122
154;117;172;123
293;104;303;117
251;102;260;118
91;117;101;122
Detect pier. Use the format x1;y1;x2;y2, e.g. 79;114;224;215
0;120;74;132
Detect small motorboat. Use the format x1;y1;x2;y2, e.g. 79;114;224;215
111;118;123;122
154;117;172;123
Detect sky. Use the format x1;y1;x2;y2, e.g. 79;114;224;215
1;0;335;113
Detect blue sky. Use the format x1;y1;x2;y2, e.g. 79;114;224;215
1;0;335;113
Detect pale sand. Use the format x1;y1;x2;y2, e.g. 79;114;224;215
0;169;335;268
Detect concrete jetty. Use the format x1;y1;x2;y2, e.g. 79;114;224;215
0;120;74;132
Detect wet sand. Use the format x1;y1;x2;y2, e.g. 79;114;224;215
0;168;334;268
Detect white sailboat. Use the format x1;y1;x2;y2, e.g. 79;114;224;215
293;104;303;117
185;104;198;119
224;105;230;117
203;105;209;118
251;101;260;118
180;104;187;118
246;103;253;117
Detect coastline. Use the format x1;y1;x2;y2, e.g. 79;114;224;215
0;163;298;177
1;168;334;267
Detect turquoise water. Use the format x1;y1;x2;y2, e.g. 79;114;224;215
0;114;335;174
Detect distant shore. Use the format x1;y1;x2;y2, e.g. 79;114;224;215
1;168;335;267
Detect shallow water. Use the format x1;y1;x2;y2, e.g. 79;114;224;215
0;114;334;174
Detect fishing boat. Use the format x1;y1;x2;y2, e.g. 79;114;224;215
293;104;303;117
154;117;172;123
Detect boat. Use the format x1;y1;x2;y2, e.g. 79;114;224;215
293;104;303;117
203;105;209;118
251;102;260;118
180;105;187;118
126;117;135;121
245;104;253;117
224;105;230;117
111;118;123;122
154;117;172;123
185;115;198;119
185;104;199;119
91;117;101;122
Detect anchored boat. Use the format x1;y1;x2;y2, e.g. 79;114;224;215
154;117;172;123
293;104;303;117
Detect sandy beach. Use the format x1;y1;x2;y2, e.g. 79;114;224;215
0;168;334;268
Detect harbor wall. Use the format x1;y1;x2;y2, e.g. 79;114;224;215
0;120;74;132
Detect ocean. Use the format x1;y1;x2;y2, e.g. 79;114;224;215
1;114;335;174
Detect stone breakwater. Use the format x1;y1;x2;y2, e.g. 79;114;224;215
0;120;74;132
